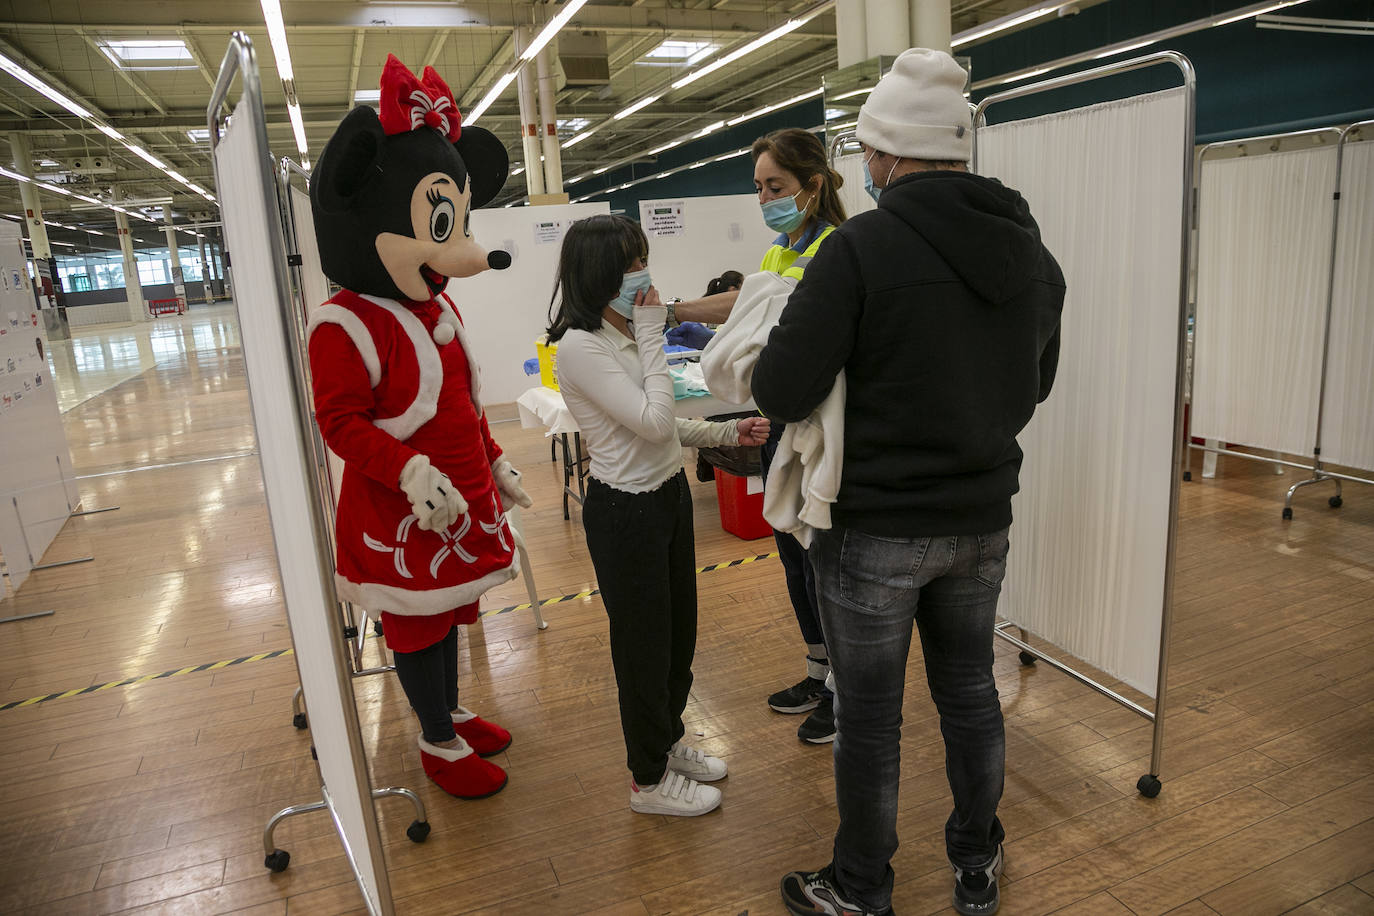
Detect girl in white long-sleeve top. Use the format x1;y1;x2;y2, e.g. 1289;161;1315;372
548;215;770;817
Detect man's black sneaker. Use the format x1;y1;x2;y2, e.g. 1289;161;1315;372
768;675;827;713
951;844;1004;915
780;864;893;916
798;694;836;744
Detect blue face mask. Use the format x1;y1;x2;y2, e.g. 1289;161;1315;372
610;268;652;319
864;149;882;203
761;188;813;234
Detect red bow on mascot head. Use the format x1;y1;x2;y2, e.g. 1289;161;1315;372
310;53;510;302
378;54;462;142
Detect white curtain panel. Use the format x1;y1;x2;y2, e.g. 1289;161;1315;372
1191;146;1337;456
833;150;877;220
976;87;1188;697
1322;138;1374;472
214;97;387;912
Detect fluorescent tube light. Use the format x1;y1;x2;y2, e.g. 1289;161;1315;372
726;88;822;127
951;1;1075;48
468;71;518;123
614;95;661;120
1212;0;1307;27
520;0;591;62
0;50;93;118
287;101;309;157
672;19;806;90
258;0;294;80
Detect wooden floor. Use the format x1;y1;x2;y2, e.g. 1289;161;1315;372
2;306;1371;916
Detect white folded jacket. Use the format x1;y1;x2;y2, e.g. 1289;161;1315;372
701;270;845;547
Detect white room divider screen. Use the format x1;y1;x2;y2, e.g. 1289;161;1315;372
209;33;394;915
1191;143;1338;457
1322;128;1374;473
974;52;1196;797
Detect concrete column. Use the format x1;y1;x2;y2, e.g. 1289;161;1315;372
535;45;563;193
162;204;187;309
865;0;910;59
114;189;147;322
909;0;951;53
195;223;213;303
7;133;52;261
835;0;869;68
513;27;545;198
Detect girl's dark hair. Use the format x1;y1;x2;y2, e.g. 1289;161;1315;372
547;214;649;342
751;128;847;229
705;270;744;296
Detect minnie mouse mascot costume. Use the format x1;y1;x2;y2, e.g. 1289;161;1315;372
307;55;529;799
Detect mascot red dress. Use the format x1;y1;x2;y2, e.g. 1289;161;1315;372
307;56;529;799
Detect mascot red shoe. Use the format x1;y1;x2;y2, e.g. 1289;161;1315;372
307;55;528;799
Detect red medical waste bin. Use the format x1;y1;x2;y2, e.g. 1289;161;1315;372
714;468;771;540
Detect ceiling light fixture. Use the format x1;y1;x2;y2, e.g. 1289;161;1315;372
520;0;591;62
613;94;662;120
259;0;309;162
468;71;518;124
950;0;1078;48
0;50;92;118
726;88;823;126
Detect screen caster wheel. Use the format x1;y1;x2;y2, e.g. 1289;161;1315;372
1281;507;1293;521
1018;651;1037;666
265;849;290;872
1329;496;1343;508
1136;774;1162;798
406;820;431;843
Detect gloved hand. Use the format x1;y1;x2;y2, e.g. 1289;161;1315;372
399;454;467;532
492;457;533;511
665;321;715;350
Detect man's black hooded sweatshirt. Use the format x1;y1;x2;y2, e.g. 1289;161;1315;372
753;169;1066;537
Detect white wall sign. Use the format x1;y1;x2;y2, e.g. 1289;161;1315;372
640;199;686;237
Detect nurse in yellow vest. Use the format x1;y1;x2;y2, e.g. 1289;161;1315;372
751;128;848;745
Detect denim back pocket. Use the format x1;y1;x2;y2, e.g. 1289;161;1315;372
838;530;930;614
975;527;1011;588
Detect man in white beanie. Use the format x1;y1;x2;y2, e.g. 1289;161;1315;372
755;48;1065;916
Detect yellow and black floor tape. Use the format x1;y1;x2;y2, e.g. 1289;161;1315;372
0;551;780;712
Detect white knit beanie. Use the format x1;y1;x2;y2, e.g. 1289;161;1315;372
856;48;972;163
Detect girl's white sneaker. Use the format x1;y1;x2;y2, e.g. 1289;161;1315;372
667;741;728;781
630;770;722;816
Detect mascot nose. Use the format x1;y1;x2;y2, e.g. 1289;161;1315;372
487;250;512;270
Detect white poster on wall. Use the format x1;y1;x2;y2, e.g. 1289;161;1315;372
0;220;77;592
640;199;687;237
633;193;778;306
532;219;566;245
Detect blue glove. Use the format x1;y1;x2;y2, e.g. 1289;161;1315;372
666;321;715;350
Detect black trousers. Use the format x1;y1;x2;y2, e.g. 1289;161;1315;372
583;470;697;786
392;626;460;743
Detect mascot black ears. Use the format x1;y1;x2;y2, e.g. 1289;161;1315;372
311;54;511;302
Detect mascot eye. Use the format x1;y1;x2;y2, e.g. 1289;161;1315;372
463;204;471;237
426;189;455;242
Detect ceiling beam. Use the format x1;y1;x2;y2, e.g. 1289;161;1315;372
346;30;365;105
422;30;450;68
0;4;834;38
178;28;219;92
75;29;169;116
